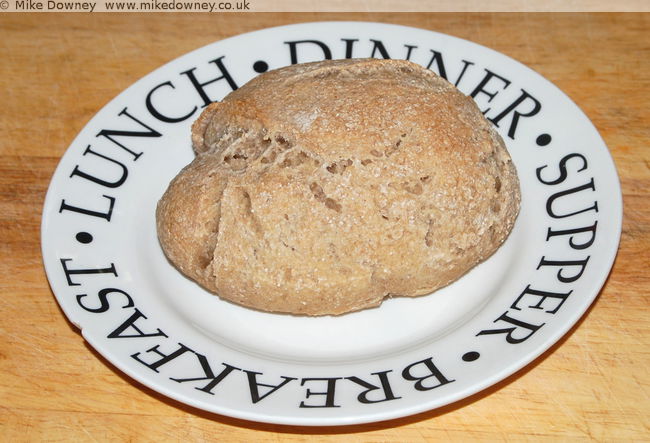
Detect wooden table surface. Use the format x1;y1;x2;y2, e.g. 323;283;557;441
1;13;648;441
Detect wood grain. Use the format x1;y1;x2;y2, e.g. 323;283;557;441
1;13;648;441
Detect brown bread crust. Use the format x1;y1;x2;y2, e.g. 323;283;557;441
156;58;520;315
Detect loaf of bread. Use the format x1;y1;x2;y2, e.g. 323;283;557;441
156;58;520;316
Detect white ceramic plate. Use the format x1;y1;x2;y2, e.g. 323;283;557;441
41;22;622;426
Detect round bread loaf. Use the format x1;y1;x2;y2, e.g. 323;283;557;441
156;58;520;316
